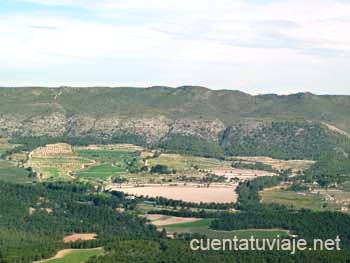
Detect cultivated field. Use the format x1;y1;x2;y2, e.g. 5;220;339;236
26;155;93;179
147;153;232;172
112;185;237;203
228;156;314;173
31;143;73;156
144;214;201;226
35;248;103;263
26;143;95;179
26;143;142;181
0;138;20;155
260;187;338;211
73;143;144;152
210;168;276;180
74;149;137;163
73;148;141;181
0;160;31;183
315;189;350;212
75;164;125;180
157;218;290;239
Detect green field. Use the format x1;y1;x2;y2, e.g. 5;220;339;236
44;248;103;263
166;218;214;228
260;189;333;211
136;203;230;215
147;153;232;172
26;155;93;179
75;149;136;163
74;149;142;181
164;218;289;239
0;160;31;183
75;164;125;180
0;138;20;156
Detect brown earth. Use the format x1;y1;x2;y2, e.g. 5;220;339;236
63;233;97;243
113;185;237;203
144;214;201;226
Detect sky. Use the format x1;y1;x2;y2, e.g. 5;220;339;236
0;0;350;95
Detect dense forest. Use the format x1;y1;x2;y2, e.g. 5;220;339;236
87;239;350;263
158;134;225;159
221;122;338;160
0;181;159;262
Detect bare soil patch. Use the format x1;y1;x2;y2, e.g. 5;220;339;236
144;214;201;226
113;185;237;203
33;248;102;263
322;122;350;138
33;249;74;262
74;144;144;152
63;233;97;243
210;168;275;180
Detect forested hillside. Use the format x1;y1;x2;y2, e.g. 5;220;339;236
0;86;350;145
0;181;158;262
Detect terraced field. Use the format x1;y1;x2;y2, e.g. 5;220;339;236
26;155;93;179
260;188;340;211
25;145;143;181
149;217;290;239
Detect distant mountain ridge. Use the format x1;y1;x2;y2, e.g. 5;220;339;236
1;86;349;159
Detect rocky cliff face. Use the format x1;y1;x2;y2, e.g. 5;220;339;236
0;113;226;144
1;86;349;147
0;112;67;138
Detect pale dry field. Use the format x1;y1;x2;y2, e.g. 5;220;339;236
147;153;232;172
144;214;201;226
34;249;75;262
114;185;237;203
322;122;350;138
73;143;144;152
63;233;97;243
33;247;103;263
210;168;276;180
317;189;350;203
30;143;73;156
228;156;314;173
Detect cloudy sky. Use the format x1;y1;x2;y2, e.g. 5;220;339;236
1;0;350;94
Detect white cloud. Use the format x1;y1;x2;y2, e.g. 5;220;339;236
1;0;350;94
